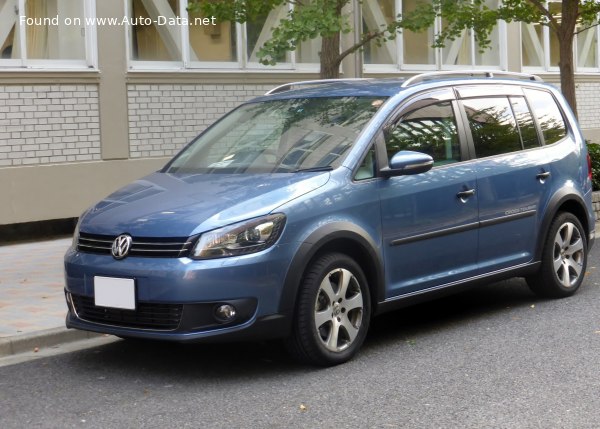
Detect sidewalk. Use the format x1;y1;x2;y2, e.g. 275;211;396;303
1;223;598;358
0;237;100;356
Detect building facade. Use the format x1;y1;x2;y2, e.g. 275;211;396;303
1;0;600;226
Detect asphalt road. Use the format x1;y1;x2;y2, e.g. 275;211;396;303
1;252;600;428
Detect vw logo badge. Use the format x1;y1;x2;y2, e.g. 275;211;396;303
111;234;132;260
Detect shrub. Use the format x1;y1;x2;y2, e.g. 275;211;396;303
587;142;600;191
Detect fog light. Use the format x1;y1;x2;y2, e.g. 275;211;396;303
215;304;236;322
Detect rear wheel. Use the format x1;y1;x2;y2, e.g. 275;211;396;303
285;253;371;366
527;212;588;298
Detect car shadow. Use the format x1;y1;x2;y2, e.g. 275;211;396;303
365;277;538;348
59;278;543;379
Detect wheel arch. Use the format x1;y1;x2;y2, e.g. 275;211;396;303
535;189;591;261
279;222;385;327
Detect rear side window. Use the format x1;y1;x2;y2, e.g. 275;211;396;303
462;97;522;158
524;89;567;145
510;96;540;149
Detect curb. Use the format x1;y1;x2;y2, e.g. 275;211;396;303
0;327;102;357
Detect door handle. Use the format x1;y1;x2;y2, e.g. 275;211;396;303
457;189;476;202
536;171;551;182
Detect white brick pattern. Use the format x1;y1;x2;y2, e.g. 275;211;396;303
0;85;101;167
576;82;600;132
128;84;272;158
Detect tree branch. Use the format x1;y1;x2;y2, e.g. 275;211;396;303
526;0;560;32
574;21;600;35
336;29;387;65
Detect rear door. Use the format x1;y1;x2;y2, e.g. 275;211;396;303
379;89;480;297
457;85;551;272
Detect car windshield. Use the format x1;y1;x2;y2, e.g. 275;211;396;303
165;96;387;174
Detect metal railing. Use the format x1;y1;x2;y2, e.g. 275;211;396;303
265;70;543;95
265;78;373;95
401;70;543;87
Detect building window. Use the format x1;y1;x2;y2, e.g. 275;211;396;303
521;2;561;70
362;0;504;71
522;1;600;71
127;0;318;71
0;0;96;68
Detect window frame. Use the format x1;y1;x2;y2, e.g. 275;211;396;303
126;0;319;72
362;0;507;73
0;0;97;70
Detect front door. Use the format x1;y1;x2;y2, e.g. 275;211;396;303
379;92;479;298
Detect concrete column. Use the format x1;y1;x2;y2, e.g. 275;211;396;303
506;22;521;72
97;0;129;159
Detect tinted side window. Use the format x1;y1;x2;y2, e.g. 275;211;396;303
510;96;540;149
462;97;521;158
385;101;461;166
524;89;567;145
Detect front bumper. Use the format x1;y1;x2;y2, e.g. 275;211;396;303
63;242;296;341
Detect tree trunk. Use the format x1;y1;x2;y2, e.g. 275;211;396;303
558;38;577;117
320;33;342;79
557;0;578;117
319;0;345;79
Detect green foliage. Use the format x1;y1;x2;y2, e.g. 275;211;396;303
187;0;600;83
587;142;600;191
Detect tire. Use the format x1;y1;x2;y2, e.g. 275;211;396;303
285;253;371;366
527;212;588;298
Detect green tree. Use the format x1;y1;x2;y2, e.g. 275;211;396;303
188;0;600;116
433;0;600;117
187;0;425;79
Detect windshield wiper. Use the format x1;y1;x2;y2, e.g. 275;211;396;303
293;166;333;173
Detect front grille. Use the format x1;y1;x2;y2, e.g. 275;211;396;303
71;294;183;331
78;232;194;258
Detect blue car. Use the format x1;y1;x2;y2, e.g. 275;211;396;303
65;71;595;366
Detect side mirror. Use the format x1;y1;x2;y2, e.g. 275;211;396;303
380;150;434;177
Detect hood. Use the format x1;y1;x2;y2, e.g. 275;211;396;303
80;171;330;237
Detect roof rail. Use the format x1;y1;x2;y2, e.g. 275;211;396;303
265;78;372;95
401;70;543;88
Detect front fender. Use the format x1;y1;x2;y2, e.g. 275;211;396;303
278;222;385;327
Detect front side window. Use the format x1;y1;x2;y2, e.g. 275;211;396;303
524;89;567;145
384;101;461;166
166;96;386;174
462;97;522;158
0;0;95;67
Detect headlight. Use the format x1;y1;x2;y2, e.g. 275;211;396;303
191;214;286;259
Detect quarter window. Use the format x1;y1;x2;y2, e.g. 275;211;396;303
463;97;522;158
524;89;567;145
385;101;461;166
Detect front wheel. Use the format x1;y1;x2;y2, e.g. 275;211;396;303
527;212;588;298
285;253;371;366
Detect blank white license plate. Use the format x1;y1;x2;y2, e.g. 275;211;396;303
94;276;136;310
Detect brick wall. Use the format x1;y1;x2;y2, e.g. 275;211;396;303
127;84;273;158
592;191;600;221
0;85;101;167
576;82;600;132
